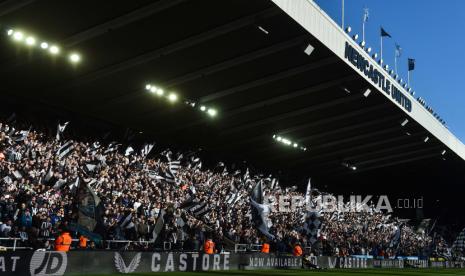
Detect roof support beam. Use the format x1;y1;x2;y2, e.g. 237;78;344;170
345;152;443;174
314;140;435;168
209;103;388;150
0;0;35;17
291;131;426;165
63;0;187;47
221;93;363;135
245;114;400;157
61;7;280;91
200;56;339;103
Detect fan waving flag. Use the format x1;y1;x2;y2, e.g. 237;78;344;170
380;27;391;37
408;58;416;71
77;181;104;232
250;180;274;240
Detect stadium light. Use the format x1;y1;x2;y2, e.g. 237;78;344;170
363;88;371;97
424;136;430;143
156;88;164;96
345;26;352;33
13;31;24;41
372;53;378;59
49;45;60;55
25;36;36;46
168;93;178;102
145;84;152;90
40;42;49;49
207;108;217;117
273;134;307;151
441;150;446;155
69;53;81;63
200;105;207;112
352;34;359;41
7;29;13;36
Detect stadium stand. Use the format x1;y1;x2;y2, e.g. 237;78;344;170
0;118;447;258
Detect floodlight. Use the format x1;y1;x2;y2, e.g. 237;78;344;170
49;45;60;55
424;136;429;143
40;42;49;49
25;36;36;46
69;53;81;63
345;26;352;33
13;31;24;41
207;108;217;117
145;84;152;90
156;88;164;96
441;150;446;155
168;93;178;102
7;29;14;36
293;143;298;148
150;87;157;93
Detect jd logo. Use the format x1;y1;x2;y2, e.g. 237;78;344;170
29;251;67;276
114;252;141;274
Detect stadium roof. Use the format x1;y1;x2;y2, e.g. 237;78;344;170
1;0;464;218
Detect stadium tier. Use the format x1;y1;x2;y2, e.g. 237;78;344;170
0;0;464;275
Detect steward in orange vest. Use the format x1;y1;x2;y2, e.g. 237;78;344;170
79;235;88;249
293;244;303;257
55;231;72;252
204;239;215;254
261;243;270;253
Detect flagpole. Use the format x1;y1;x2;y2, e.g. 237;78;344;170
342;0;345;29
408;70;410;87
362;20;365;42
380;36;383;63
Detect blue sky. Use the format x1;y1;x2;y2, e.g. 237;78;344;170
314;0;465;143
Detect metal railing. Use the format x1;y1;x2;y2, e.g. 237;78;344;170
0;237;184;252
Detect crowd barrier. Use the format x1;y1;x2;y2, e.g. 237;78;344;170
0;251;463;275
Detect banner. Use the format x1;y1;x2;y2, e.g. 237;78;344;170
0;252;464;276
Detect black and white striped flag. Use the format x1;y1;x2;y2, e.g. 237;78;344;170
56;122;69;141
119;212;135;230
57;141;75;160
180;197;211;218
452;228;465;254
165;160;180;184
141;143;155;157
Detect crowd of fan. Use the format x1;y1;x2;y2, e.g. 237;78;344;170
0;118;440;256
